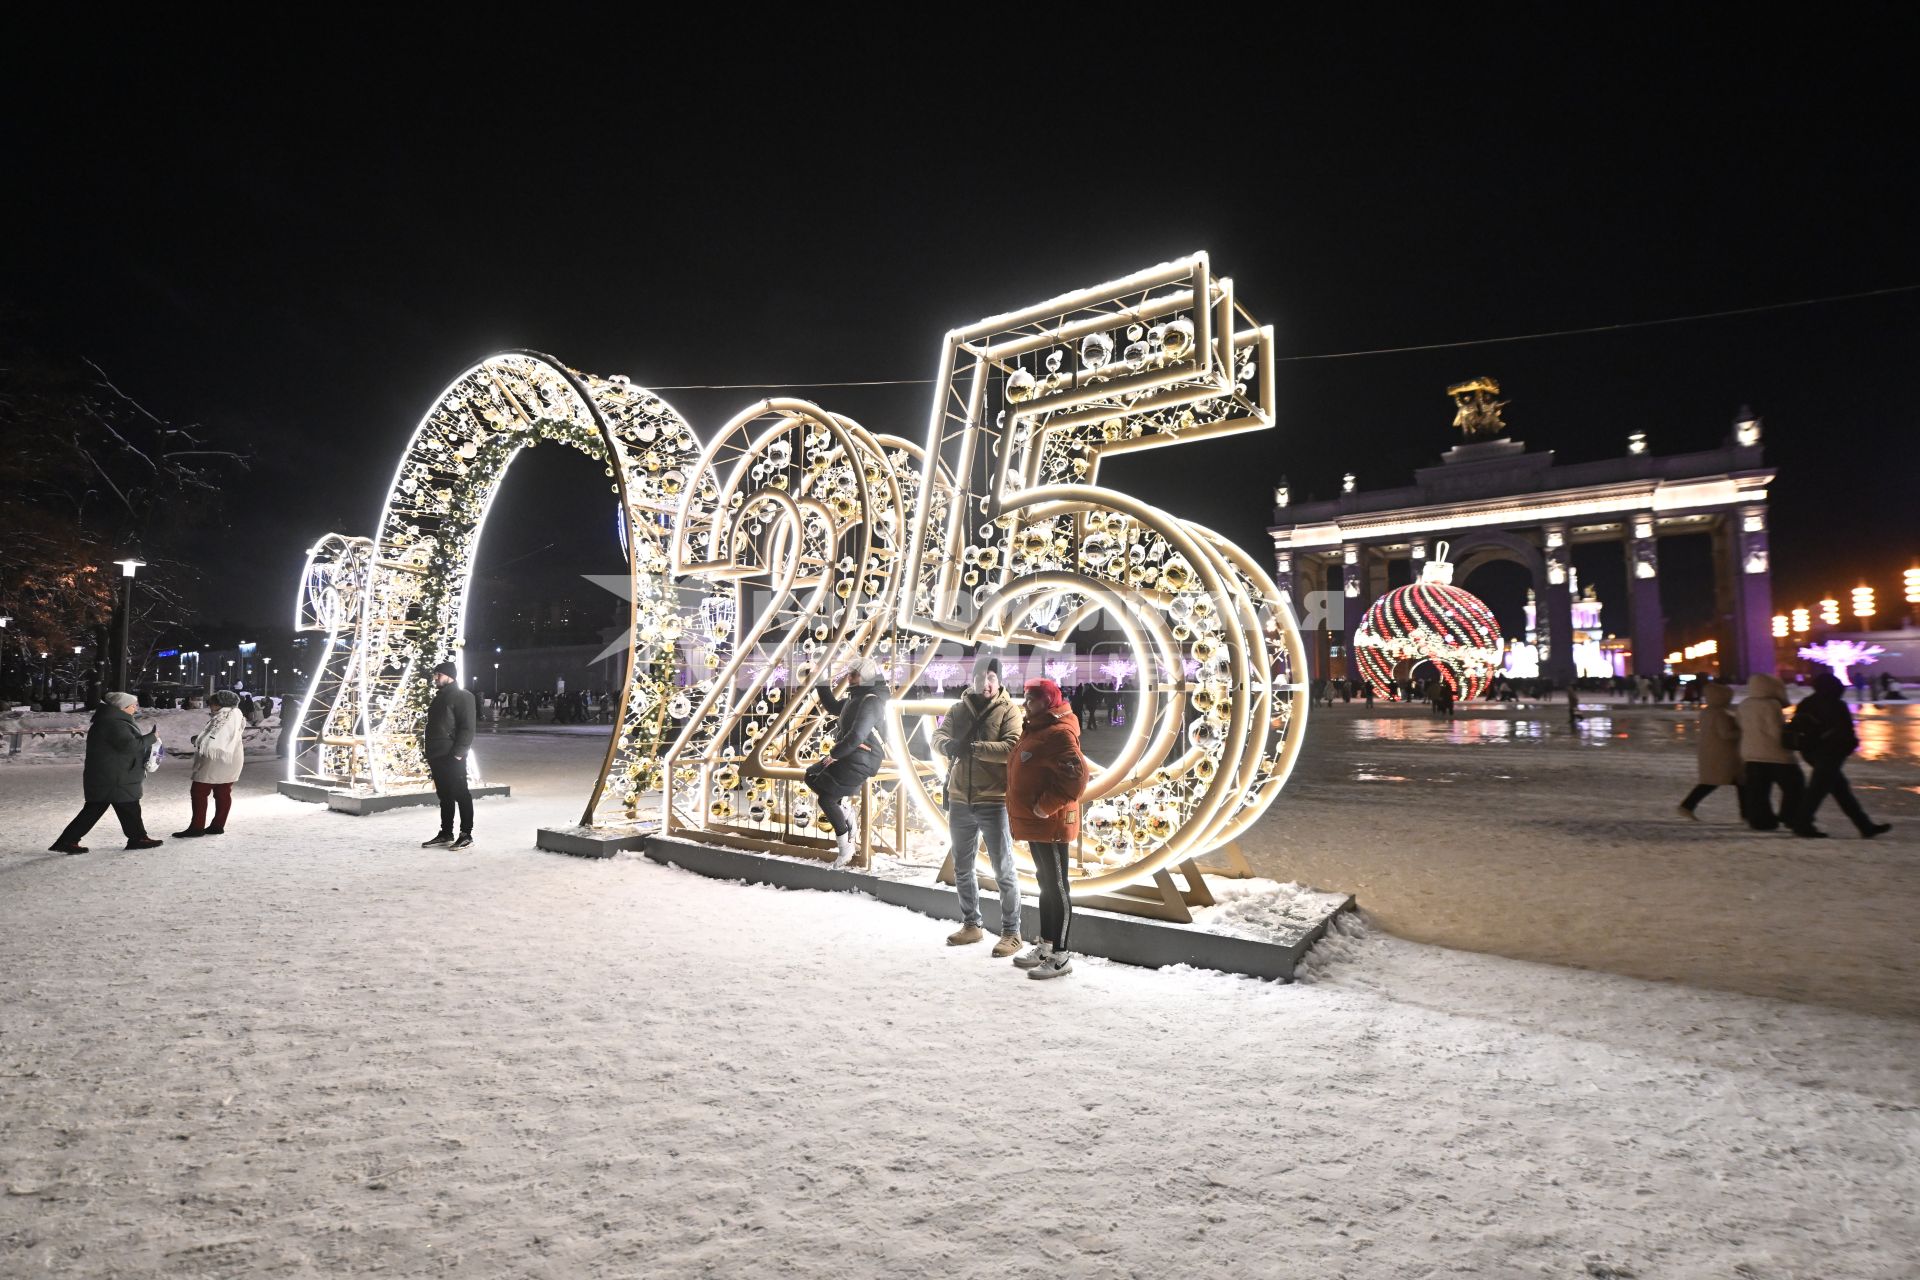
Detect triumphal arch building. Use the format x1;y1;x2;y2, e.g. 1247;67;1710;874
1268;380;1777;685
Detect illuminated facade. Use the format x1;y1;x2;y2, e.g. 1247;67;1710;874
1270;401;1776;682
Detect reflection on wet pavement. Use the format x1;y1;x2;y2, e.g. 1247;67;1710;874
1343;703;1920;764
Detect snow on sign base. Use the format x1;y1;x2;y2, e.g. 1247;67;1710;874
629;833;1354;982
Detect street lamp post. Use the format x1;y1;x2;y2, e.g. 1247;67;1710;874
112;558;144;693
0;614;11;702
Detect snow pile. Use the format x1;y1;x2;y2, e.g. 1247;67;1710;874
1189;876;1355;946
1;707;281;765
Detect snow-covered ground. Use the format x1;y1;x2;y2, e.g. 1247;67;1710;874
3;723;1918;1277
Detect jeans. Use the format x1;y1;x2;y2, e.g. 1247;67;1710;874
1742;761;1804;831
948;803;1020;933
56;801;148;846
430;754;473;834
1030;840;1073;951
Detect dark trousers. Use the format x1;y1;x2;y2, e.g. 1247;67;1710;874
57;801;147;846
805;776;855;836
1802;760;1875;834
1031;840;1073;951
429;755;473;834
1742;761;1805;831
189;782;233;832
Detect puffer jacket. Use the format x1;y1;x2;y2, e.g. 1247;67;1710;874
1006;707;1086;842
932;689;1020;805
1735;673;1793;765
1694;683;1741;785
1791;675;1859;767
82;705;155;804
423;683;476;760
815;678;889;787
190;706;246;785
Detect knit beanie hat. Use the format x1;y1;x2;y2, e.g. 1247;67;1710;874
1023;678;1064;709
849;657;881;685
213;689;240;707
431;661;458;679
105;691;137;711
970;652;1002;692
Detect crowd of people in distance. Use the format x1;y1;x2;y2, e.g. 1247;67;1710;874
487;688;615;725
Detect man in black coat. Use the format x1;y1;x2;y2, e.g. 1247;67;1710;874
49;691;165;853
421;661;477;849
1789;672;1891;839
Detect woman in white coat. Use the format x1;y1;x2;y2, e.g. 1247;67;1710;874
174;689;245;838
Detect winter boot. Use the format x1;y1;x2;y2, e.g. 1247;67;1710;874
173;828;207;839
831;832;855;868
947;924;985;946
126;837;164;850
992;934;1023;958
48;842;87;855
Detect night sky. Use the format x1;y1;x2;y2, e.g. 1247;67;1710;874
9;27;1916;645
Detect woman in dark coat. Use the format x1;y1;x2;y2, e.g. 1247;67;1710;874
1789;673;1891;838
1006;678;1087;980
805;657;889;867
49;692;164;854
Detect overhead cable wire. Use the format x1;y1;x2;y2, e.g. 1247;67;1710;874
639;282;1920;391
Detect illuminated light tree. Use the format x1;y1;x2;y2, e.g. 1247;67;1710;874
1352;542;1505;701
1797;640;1886;686
1099;656;1138;687
924;660;963;693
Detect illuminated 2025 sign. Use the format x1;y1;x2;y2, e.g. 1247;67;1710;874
290;254;1308;893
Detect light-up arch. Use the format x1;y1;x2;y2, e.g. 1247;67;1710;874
289;351;699;826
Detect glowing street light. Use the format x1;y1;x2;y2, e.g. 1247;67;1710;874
1790;607;1810;634
1851;586;1876;623
1905;567;1920;606
1819;598;1841;627
1771;614;1788;639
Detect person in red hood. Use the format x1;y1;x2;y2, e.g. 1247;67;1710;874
1005;678;1087;980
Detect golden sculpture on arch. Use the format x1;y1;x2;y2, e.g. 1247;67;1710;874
1448;376;1508;438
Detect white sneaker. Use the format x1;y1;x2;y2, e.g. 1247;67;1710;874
831;833;854;868
1012;942;1053;970
1028;952;1073;980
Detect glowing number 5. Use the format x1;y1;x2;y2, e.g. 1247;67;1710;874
898;254;1310;889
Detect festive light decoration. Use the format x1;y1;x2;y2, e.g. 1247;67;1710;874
290;256;1310;906
1905;568;1920;606
290;353;698;825
1819;598;1841;627
894;252;1309;891
1851;585;1876;620
1798;640;1886;686
1772;614;1789;639
1352;541;1505;700
1791;607;1811;634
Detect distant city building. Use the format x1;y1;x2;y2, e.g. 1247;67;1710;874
1269;390;1775;683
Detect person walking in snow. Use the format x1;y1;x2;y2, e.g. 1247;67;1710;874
48;691;164;854
1789;673;1891;839
805;657;889;868
1006;679;1087;981
1677;682;1742;821
420;662;477;850
932;653;1024;956
1735;673;1803;832
174;689;245;838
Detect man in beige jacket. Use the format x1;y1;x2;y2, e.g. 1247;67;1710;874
932;654;1024;955
1735;673;1804;832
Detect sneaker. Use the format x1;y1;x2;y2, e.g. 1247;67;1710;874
172;829;206;839
947;924;985;946
421;832;454;847
126;837;164;850
1676;805;1697;822
449;833;474;851
48;842;87;855
992;934;1023;959
1028;952;1073;980
1012;942;1053;970
1862;823;1892;839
